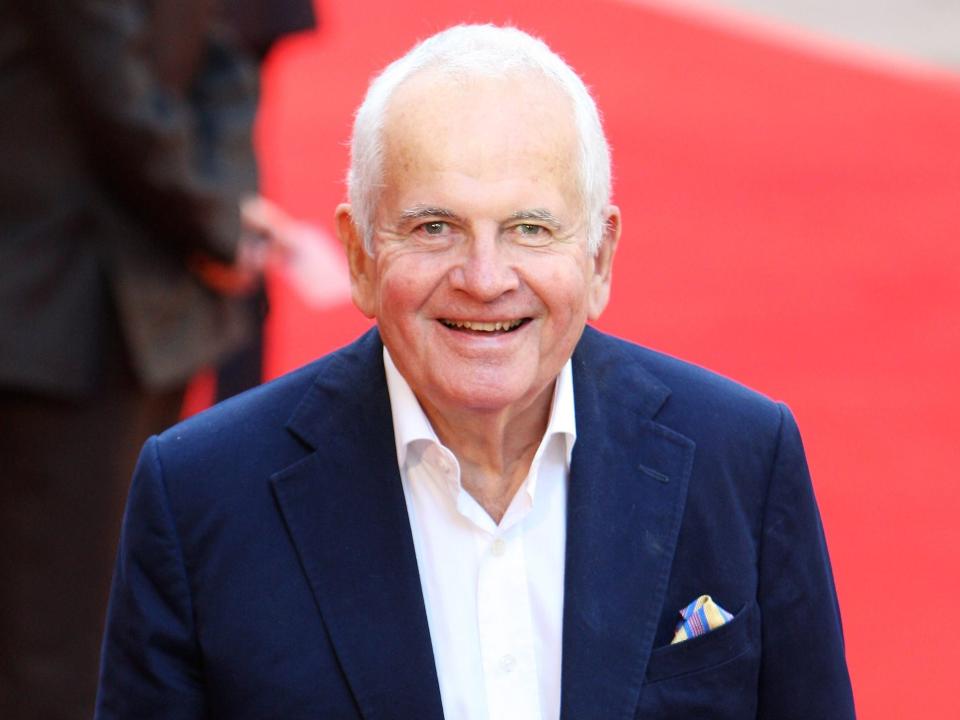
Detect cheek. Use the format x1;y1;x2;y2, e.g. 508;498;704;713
377;256;446;317
380;274;417;309
532;261;595;348
544;261;594;315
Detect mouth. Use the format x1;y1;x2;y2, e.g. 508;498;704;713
438;318;530;334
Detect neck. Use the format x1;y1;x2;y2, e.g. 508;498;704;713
421;383;555;524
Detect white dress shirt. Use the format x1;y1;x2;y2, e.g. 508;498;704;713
384;349;575;720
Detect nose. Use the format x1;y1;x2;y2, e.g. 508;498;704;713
448;230;520;301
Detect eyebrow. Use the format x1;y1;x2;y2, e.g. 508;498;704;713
397;205;565;230
507;208;564;230
398;205;463;223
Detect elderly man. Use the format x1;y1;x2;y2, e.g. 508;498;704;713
96;25;855;720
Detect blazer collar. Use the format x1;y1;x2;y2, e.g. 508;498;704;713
271;328;445;720
560;327;695;720
272;326;694;720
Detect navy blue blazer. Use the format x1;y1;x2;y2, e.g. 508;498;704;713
96;327;855;719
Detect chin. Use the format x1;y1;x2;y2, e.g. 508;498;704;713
442;376;544;414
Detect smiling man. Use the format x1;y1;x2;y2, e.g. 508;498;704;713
338;67;616;531
96;25;855;720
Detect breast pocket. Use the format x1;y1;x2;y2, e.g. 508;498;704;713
637;601;761;719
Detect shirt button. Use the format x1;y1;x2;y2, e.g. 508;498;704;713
491;538;507;557
500;654;516;673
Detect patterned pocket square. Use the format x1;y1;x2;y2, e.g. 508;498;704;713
671;595;734;644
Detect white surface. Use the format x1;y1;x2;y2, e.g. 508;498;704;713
690;0;960;69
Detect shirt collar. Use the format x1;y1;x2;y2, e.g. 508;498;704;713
383;347;577;473
384;348;442;470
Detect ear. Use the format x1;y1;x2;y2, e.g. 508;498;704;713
335;203;378;319
587;205;621;320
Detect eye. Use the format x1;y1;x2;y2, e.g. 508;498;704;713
512;223;552;246
409;220;459;247
421;221;448;235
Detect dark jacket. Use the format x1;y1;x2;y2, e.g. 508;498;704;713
0;0;259;395
96;326;855;719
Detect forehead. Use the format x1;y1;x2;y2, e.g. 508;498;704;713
381;69;580;202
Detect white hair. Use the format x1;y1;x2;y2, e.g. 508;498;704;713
347;24;612;254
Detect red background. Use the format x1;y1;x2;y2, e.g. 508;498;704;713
227;1;960;715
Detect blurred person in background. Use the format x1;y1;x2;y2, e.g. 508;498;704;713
0;0;301;716
214;0;317;402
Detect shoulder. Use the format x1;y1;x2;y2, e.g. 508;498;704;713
157;355;315;457
151;328;384;492
576;326;788;450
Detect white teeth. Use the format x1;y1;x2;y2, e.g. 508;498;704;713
442;319;524;332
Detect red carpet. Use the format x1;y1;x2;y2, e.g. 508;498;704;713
247;1;960;715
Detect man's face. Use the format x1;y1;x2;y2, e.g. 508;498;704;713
339;71;619;423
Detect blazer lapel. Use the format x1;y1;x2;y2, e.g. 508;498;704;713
270;330;444;720
268;326;692;720
560;328;696;720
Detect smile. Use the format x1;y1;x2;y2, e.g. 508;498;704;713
439;318;528;332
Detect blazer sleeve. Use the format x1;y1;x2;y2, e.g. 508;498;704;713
756;405;856;718
19;0;257;263
96;437;206;720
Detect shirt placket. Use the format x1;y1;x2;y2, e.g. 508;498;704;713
475;524;543;720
